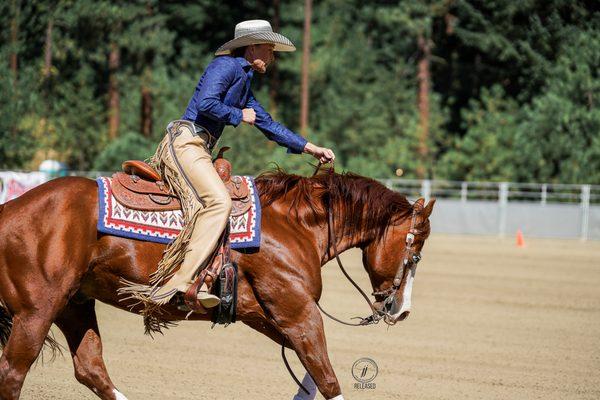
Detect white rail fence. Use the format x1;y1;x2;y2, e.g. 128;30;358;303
2;171;599;240
385;179;600;241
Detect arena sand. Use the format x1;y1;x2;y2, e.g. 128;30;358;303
20;234;600;399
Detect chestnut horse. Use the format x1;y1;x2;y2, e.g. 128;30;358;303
0;170;434;400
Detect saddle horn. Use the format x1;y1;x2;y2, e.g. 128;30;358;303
213;146;233;182
214;146;231;161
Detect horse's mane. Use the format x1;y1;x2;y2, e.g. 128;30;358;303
255;168;414;241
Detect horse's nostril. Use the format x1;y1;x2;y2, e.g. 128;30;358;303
396;311;410;322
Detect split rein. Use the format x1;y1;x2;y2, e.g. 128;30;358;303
313;161;422;327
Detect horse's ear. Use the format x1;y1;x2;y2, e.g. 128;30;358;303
423;198;436;218
413;197;425;210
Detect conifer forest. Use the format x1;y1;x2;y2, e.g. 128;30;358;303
1;0;598;183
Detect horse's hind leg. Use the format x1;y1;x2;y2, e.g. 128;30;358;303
0;311;55;399
54;299;127;400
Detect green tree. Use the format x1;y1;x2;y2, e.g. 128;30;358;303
437;85;521;181
513;27;600;183
0;0;598;184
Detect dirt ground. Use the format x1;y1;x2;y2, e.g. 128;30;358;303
20;234;600;399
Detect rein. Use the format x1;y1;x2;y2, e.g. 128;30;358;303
317;201;382;326
313;161;422;326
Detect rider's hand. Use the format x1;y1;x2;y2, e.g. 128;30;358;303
242;108;256;125
304;142;336;164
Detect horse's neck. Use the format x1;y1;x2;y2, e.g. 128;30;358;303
320;201;370;264
260;181;370;264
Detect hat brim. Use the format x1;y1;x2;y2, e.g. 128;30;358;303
215;32;296;56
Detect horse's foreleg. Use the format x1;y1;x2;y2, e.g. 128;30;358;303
0;312;55;400
243;319;319;400
243;319;287;346
54;299;127;400
250;280;342;400
277;303;343;400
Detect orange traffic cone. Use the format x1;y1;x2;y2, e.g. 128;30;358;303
516;229;526;248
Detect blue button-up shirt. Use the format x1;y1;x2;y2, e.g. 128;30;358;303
182;56;308;154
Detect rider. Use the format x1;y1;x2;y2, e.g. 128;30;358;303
146;20;335;309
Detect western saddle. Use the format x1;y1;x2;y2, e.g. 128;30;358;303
112;147;251;216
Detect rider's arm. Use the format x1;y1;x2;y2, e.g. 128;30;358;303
246;90;308;154
195;58;243;126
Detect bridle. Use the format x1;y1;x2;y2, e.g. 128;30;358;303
370;209;423;324
313;162;423;326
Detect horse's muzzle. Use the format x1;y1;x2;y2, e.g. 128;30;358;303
392;309;411;323
385;298;411;324
386;263;417;324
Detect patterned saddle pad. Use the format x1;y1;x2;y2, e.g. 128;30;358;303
96;176;261;249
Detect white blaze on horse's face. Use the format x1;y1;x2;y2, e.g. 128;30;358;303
389;263;417;322
113;389;129;400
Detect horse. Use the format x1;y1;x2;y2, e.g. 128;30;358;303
0;168;434;400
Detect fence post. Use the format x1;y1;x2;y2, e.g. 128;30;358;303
421;179;431;202
498;182;509;237
385;179;393;190
541;184;547;205
581;185;590;241
461;182;468;203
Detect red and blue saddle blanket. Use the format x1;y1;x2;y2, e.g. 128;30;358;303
96;176;261;249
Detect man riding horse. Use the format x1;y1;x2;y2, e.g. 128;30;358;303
138;20;336;310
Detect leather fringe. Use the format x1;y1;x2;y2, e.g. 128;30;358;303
117;127;205;334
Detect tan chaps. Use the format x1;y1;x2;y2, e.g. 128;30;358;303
149;121;232;304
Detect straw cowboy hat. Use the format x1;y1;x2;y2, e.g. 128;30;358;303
215;20;296;56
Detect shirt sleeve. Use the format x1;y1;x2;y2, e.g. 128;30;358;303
246;91;308;154
196;58;243;126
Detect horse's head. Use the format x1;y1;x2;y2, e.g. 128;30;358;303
254;169;436;325
361;197;435;325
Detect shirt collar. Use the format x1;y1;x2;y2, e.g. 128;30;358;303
235;56;252;70
235;56;254;81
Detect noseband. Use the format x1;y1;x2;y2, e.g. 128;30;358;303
314;162;423;327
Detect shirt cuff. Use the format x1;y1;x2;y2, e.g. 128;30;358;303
229;108;243;127
286;136;308;154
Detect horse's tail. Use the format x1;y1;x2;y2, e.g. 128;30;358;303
0;302;11;349
0;203;61;357
0;203;9;349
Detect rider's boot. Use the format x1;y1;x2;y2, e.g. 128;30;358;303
197;283;221;308
198;232;231;308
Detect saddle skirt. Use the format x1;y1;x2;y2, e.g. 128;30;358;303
111;172;181;212
96;175;261;249
111;159;251;217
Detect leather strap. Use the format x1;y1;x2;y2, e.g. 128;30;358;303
316;162;383;326
183;228;229;313
281;336;310;395
183;269;208;314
